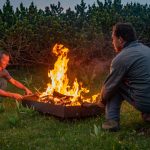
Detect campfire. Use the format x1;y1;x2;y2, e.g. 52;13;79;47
22;44;102;118
32;44;98;106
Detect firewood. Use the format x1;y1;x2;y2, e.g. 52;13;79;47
23;94;39;101
53;91;73;99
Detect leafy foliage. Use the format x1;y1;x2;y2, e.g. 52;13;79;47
0;0;150;65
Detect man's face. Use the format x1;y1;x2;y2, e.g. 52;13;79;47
0;54;10;69
112;31;123;53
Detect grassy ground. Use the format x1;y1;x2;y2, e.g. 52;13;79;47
0;69;150;150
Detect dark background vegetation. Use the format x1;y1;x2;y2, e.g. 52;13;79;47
0;0;150;66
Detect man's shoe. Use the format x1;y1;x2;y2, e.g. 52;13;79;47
102;120;120;132
142;113;150;122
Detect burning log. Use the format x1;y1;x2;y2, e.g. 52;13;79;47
23;93;73;106
23;94;39;101
53;91;73;99
38;91;73;105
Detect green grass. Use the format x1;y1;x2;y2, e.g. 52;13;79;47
0;69;150;150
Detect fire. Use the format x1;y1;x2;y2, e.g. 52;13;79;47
40;44;99;106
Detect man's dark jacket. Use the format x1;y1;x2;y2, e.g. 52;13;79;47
101;41;150;111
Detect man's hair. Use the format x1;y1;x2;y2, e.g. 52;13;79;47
113;23;137;42
0;51;10;59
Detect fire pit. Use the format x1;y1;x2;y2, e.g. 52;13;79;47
22;95;103;119
22;44;103;119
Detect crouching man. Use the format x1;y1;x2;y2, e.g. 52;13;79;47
98;23;150;131
0;51;32;101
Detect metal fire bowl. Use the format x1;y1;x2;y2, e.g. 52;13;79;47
22;95;103;119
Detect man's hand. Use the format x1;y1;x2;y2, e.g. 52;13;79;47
9;78;33;95
11;93;23;100
25;88;32;95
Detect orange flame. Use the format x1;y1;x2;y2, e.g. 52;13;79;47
40;44;99;105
